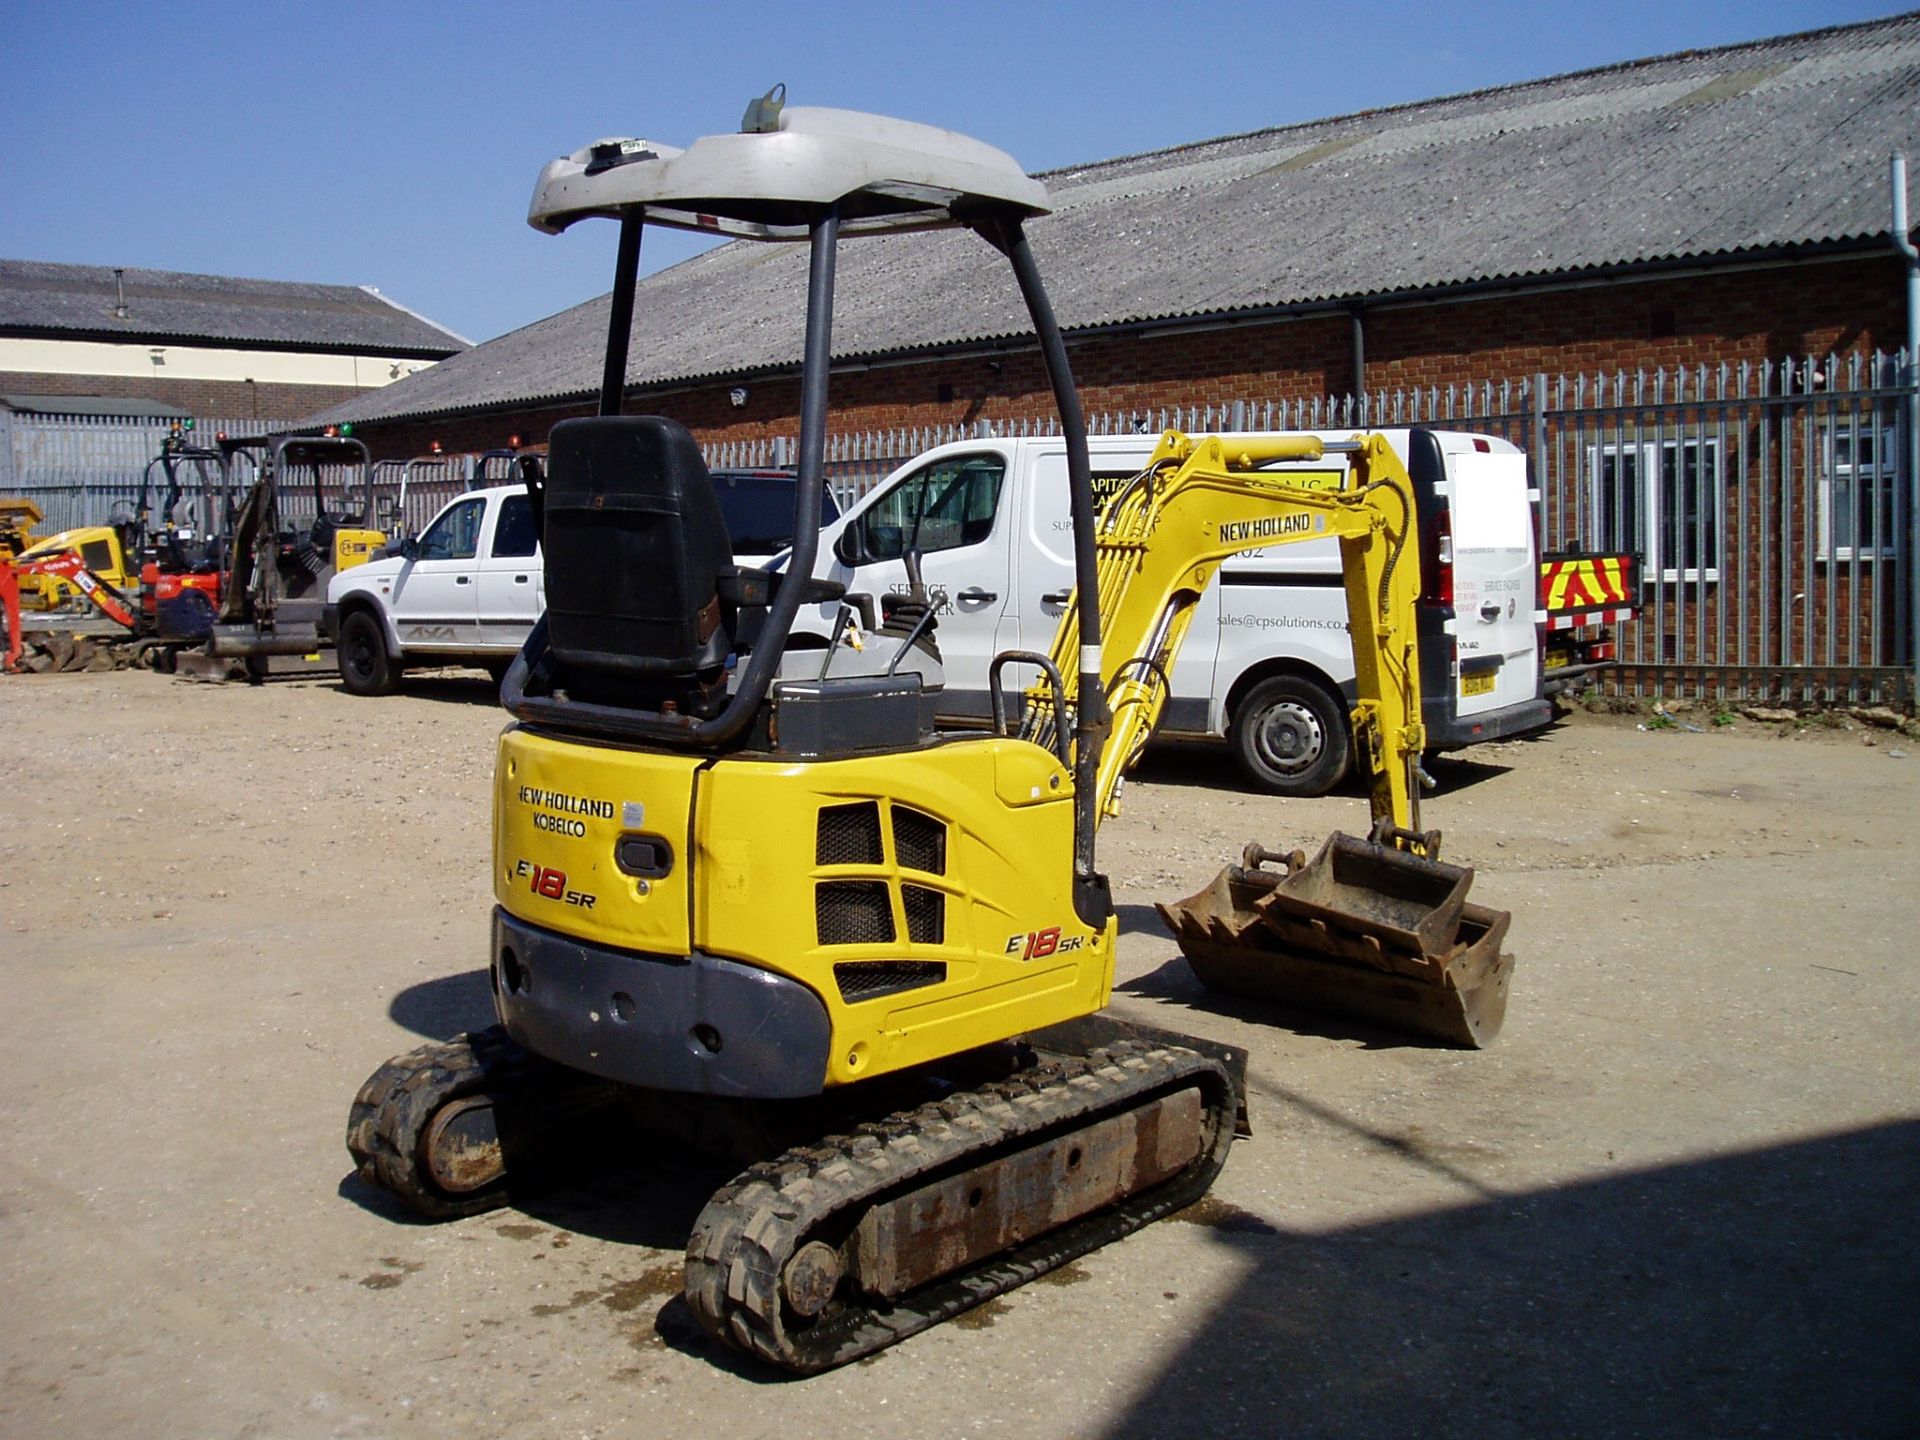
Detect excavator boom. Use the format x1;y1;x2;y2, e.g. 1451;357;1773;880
1025;427;1514;1046
11;549;138;631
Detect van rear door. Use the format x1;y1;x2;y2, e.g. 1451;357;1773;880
1444;438;1539;723
1410;432;1551;748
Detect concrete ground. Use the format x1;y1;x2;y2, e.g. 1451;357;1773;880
1;669;1915;1439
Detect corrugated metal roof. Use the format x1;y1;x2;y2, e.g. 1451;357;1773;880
0;261;471;356
310;13;1920;428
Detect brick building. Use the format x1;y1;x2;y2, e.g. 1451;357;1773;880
0;260;468;423
308;16;1920;700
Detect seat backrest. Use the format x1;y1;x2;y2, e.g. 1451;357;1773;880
543;415;736;679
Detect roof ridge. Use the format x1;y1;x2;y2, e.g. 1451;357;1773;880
357;285;474;349
1037;10;1920;184
0;257;383;297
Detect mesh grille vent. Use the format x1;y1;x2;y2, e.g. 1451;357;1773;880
834;961;947;1002
816;881;894;946
892;807;947;875
902;884;946;945
816;802;883;866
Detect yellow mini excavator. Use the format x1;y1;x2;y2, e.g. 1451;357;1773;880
348;91;1513;1373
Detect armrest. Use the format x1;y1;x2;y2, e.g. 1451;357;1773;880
717;565;847;609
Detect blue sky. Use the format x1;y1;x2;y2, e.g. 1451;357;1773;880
2;0;1907;344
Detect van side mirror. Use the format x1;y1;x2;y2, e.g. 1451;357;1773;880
833;527;864;567
400;534;419;560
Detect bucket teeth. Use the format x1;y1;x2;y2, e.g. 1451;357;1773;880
1156;832;1515;1048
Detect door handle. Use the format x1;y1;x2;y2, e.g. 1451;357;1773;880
456;576;471;585
514;575;529;583
957;586;998;603
1041;589;1072;605
1478;601;1500;622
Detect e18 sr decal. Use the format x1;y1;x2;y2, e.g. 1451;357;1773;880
1003;927;1087;960
513;859;597;908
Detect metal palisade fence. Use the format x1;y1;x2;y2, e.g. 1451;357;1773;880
0;413;280;532
8;350;1916;703
0;412;504;542
710;351;1920;706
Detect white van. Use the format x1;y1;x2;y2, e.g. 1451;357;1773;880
794;429;1550;795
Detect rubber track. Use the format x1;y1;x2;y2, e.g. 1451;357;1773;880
346;1027;548;1219
684;1040;1236;1373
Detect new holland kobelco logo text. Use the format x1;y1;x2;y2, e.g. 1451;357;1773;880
517;787;616;820
1219;513;1321;544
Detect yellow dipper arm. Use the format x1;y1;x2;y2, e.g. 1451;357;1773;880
1024;430;1430;848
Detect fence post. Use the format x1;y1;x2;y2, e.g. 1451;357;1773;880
1532;372;1549;543
1907;343;1920;700
0;406;13;493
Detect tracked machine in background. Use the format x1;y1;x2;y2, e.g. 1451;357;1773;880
349;92;1515;1372
178;432;384;678
4;427;235;673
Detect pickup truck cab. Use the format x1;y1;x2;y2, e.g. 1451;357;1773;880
323;482;537;694
792;428;1552;795
324;470;835;695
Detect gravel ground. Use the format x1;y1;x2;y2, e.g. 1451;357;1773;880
1;668;1915;1439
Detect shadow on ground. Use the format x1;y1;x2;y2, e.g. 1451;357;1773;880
1115;901;1171;938
338;670;505;707
1116;954;1425;1050
1125;739;1520;799
1098;1118;1920;1439
387;969;497;1039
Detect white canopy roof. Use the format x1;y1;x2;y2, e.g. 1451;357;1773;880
527;99;1051;241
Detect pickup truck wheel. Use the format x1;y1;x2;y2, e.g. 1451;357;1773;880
339;610;401;697
1230;675;1350;797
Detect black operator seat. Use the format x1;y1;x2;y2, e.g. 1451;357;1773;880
543;416;739;716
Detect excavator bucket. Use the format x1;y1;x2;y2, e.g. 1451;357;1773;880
1157;832;1514;1047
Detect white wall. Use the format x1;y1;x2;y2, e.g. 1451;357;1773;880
0;337;439;389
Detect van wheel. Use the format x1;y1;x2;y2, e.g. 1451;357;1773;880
339;610;400;696
1230;675;1350;797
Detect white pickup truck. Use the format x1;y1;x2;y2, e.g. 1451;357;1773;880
323;471;833;695
789;428;1552;796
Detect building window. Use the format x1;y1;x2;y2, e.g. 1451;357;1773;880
1819;419;1900;562
1586;437;1721;583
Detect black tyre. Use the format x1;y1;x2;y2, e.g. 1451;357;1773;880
1229;674;1351;796
338;609;400;696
